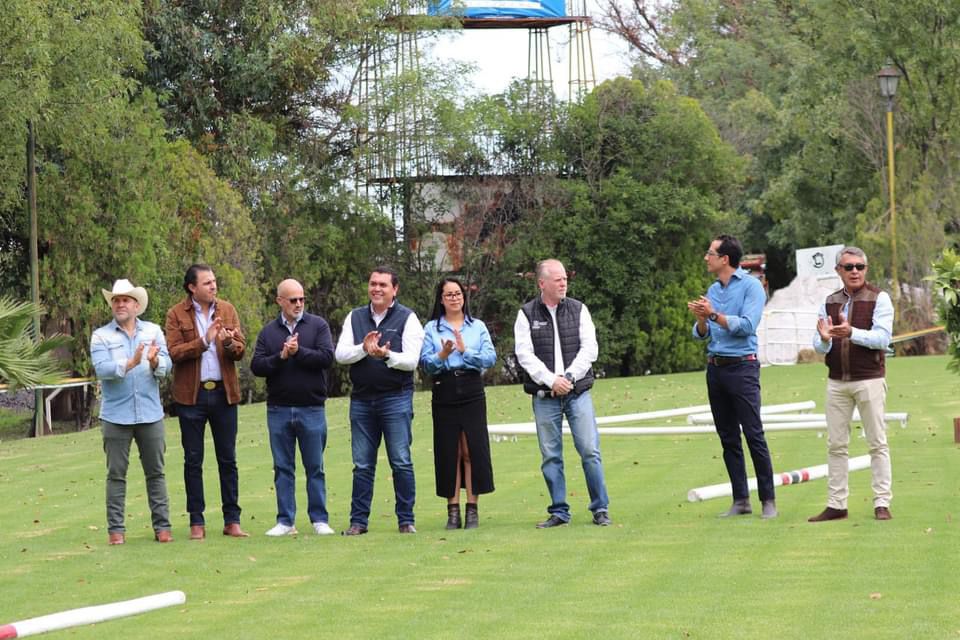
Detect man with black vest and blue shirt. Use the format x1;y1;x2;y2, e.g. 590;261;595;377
335;266;425;535
514;259;611;529
251;279;336;537
688;234;777;519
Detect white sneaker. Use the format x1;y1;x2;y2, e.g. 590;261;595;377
312;522;335;535
265;523;298;537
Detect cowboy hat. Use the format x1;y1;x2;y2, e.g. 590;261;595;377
101;279;148;315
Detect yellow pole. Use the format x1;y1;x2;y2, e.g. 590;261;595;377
885;107;898;299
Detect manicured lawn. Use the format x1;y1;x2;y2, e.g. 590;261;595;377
1;356;957;639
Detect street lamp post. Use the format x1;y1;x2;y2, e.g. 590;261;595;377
877;63;901;299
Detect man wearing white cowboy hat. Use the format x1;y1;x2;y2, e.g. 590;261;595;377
91;278;173;545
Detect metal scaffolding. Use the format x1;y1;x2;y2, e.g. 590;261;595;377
355;1;596;223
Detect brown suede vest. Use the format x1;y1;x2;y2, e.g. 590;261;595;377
824;283;885;381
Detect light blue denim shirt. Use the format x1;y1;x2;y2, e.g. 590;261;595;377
91;318;171;425
420;316;496;375
692;267;766;357
812;289;893;354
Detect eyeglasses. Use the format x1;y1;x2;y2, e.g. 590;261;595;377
442;292;463;300
705;250;721;257
285;297;306;304
840;263;866;272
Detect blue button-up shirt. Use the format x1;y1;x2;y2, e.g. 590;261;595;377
692;267;766;357
420;316;497;375
91;318;171;425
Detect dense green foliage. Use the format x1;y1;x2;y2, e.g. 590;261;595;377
927;249;960;373
0;298;69;388
602;0;960;299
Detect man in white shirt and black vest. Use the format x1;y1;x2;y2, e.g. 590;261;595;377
514;259;611;528
335;266;425;535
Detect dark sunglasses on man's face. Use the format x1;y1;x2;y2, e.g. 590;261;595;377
840;263;866;272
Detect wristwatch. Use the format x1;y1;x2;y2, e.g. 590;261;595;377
563;372;575;384
708;312;719;322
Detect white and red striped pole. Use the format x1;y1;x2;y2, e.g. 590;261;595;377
0;591;185;638
687;455;871;502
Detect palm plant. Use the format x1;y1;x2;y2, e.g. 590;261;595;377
0;297;70;389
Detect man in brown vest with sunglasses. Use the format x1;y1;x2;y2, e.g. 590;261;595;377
809;247;894;522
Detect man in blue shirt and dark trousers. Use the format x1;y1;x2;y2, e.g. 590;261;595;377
251;279;336;536
688;235;777;519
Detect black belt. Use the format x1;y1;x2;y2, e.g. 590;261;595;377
708;354;757;367
201;380;224;390
438;369;480;379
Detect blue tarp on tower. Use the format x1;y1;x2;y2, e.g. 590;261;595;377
428;1;566;19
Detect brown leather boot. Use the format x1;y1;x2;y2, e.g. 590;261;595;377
446;504;462;530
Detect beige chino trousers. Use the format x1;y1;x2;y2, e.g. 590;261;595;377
825;377;892;509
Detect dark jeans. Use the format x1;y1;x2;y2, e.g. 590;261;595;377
177;388;240;526
706;360;775;501
349;390;416;528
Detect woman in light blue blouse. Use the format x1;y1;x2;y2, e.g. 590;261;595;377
420;278;496;530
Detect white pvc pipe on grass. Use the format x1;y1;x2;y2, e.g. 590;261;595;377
0;591;185;638
688;411;909;427
488;401;818;434
686;454;871;502
686;400;817;424
488;421;834;436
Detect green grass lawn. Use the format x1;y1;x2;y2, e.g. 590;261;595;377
1;356;958;639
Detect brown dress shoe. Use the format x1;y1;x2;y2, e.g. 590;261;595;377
342;524;368;536
874;506;892;520
189;525;206;540
108;532;125;545
154;530;174;543
398;524;417;534
222;523;250;537
808;507;848;522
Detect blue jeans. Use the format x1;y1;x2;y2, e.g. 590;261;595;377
349;391;416;528
267;405;329;526
177;388;240;526
533;390;609;521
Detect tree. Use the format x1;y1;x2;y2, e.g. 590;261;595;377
0;298;69;389
549;78;744;374
600;0;960;304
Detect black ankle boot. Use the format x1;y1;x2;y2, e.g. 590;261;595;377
446;504;462;530
464;503;479;529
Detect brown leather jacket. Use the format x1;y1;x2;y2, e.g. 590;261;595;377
164;296;245;405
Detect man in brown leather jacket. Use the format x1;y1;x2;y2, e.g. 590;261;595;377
165;264;249;540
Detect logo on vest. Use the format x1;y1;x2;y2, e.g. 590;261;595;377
531;320;549;330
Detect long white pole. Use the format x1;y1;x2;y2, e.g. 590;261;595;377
489;400;817;433
686;455;871;502
0;591;185;638
688;412;908;426
490;421;834;436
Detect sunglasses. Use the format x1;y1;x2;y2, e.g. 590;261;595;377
285;297;306;304
840;263;866;272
